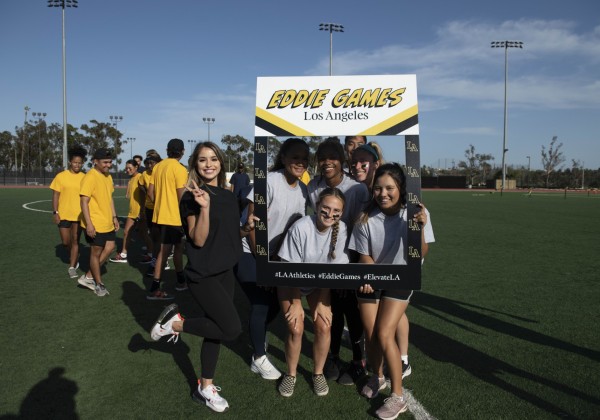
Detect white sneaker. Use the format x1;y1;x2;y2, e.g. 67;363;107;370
193;384;229;413
68;266;78;278
95;283;109;297
77;274;95;291
251;354;282;380
150;304;181;343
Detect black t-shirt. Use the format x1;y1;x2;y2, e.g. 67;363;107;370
180;186;242;278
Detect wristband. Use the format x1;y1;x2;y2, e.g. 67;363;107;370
53;211;59;215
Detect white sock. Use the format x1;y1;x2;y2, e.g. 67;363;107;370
401;355;409;364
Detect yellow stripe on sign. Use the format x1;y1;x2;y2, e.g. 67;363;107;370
255;107;315;136
358;104;419;135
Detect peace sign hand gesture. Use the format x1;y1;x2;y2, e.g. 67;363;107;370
186;180;210;209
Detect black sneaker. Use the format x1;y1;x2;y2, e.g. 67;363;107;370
402;361;412;379
337;361;366;385
324;356;340;381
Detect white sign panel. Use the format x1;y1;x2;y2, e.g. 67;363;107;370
255;75;419;137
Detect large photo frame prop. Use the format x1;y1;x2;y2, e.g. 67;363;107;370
254;75;422;290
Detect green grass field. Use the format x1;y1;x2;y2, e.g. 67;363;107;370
0;188;598;419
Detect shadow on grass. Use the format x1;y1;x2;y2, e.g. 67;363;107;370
410;322;600;419
0;367;79;420
121;280;198;394
412;292;600;362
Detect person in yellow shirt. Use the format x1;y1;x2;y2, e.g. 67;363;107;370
49;145;87;279
77;148;120;297
147;139;188;300
109;159;148;263
138;153;162;265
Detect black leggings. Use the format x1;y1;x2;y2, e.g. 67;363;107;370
235;253;280;357
183;268;242;379
330;290;364;361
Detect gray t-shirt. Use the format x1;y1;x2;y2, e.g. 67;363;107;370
307;174;370;229
349;208;435;264
267;169;308;256
278;215;349;264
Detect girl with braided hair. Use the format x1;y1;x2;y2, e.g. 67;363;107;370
276;187;349;398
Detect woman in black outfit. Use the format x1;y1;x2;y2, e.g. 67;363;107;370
150;141;256;414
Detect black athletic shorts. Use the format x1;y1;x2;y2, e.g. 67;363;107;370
58;220;78;228
160;225;184;245
145;208;154;228
356;289;413;302
85;230;116;247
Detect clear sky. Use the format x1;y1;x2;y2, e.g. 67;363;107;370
1;0;599;170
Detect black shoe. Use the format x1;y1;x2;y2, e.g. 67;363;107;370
402;361;412;379
337;361;366;385
324;356;340;381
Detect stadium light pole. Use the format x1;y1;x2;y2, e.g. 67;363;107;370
126;137;136;159
47;0;78;170
32;112;47;173
491;40;523;192
203;117;215;141
319;23;344;76
109;115;123;173
526;155;530;188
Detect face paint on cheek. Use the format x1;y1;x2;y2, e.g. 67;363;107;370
361;163;369;172
320;209;341;220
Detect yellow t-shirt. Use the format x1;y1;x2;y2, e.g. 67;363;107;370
79;168;115;233
127;172;143;219
151;158;188;226
49;170;85;221
299;170;311;185
138;170;154;210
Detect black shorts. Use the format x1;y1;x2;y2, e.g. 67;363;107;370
356;289;413;302
85;231;116;247
159;225;184;245
145;208;154;228
58;220;78;228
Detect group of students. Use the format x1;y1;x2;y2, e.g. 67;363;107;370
50;135;434;420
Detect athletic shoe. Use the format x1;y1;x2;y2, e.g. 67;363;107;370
375;393;408;420
146;290;175;301
278;374;296;397
168;251;174;260
175;281;188;292
324;355;341;381
95;283;109;297
192;384;229;413
140;254;153;264
77;274;95;291
312;373;329;396
402;362;412;379
68;266;78;279
361;375;387;399
250;354;282;380
150;303;181;342
338;360;366;386
109;253;128;263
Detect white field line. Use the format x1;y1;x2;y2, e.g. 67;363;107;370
405;389;437;420
22;196;126;214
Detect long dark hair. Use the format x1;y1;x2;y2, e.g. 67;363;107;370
359;163;407;223
270;138;309;172
187;141;227;190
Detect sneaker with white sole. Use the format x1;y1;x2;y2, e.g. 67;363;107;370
68;266;78;278
192;383;229;413
375;393;408;420
77;274;95;291
251;354;282;380
109;252;128;263
402;362;411;379
150;303;182;343
95;283;109;297
175;282;188;292
361;375;387;399
278;374;296;397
